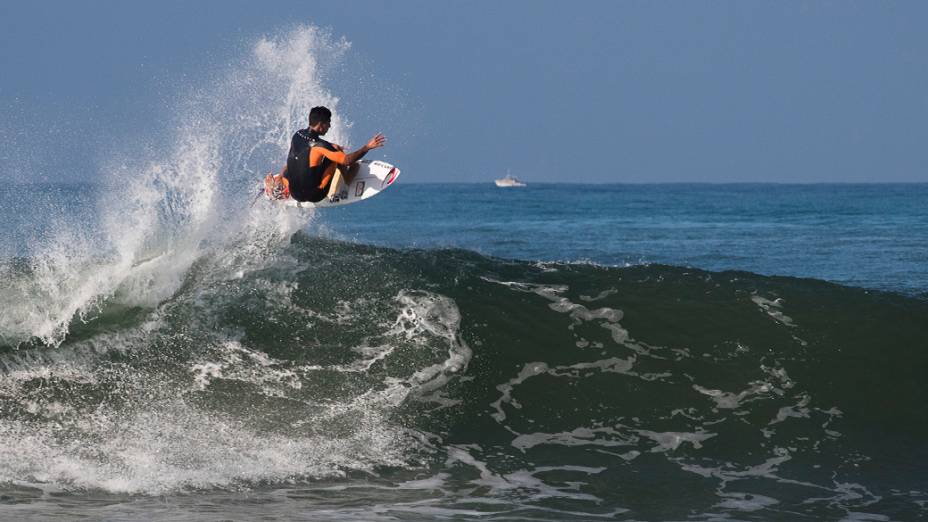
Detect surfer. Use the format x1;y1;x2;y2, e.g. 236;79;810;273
273;106;386;203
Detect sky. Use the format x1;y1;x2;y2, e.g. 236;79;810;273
1;1;926;183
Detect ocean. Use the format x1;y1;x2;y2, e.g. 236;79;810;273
2;26;927;522
1;181;927;521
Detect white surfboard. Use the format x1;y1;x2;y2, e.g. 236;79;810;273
266;159;400;208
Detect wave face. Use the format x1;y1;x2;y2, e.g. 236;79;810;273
1;237;927;520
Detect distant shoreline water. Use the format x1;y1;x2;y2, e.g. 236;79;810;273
319;182;928;297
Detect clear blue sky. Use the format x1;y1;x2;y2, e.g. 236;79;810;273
1;1;926;183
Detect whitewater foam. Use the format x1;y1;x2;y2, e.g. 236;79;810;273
0;281;473;494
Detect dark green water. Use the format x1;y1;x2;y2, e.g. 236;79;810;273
2;234;926;520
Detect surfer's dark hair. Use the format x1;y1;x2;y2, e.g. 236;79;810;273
309;106;332;126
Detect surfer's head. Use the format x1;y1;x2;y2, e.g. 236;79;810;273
308;106;332;134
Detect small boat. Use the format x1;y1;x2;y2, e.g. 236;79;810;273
494;173;526;187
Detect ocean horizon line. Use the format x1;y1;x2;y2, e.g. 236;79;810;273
5;180;928;187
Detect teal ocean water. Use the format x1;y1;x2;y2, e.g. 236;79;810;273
2;25;927;522
320;182;928;296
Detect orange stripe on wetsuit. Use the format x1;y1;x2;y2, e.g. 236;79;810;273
310;147;347;189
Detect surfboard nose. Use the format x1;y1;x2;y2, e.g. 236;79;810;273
385;167;399;186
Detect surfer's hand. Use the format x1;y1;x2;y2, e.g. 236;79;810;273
365;133;386;151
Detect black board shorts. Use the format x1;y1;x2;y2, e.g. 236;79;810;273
292;178;331;203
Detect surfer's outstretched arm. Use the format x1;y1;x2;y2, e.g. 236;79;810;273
344;133;386;165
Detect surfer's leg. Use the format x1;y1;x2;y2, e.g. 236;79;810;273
317;161;339;195
319;162;353;200
343;162;361;184
325;163;364;200
331;163;361;192
326;166;345;198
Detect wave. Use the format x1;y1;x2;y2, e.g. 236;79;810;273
1;235;927;518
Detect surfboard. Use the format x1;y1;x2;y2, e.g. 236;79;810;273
263;159;400;208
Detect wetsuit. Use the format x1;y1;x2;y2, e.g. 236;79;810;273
284;129;347;202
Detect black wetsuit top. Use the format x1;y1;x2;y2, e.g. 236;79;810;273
284;129;338;202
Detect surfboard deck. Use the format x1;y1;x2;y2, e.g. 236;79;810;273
264;159;400;208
